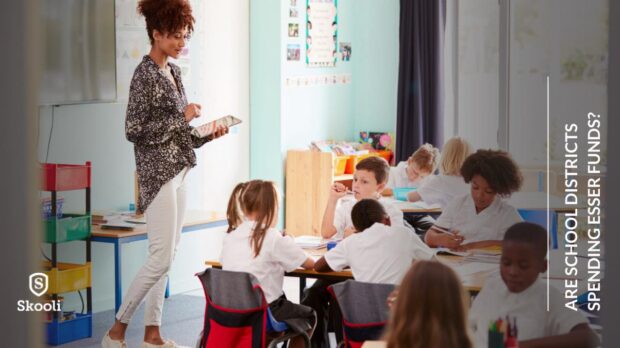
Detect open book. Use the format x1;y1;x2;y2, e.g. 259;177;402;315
192;115;242;138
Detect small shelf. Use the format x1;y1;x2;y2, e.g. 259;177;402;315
46;313;92;346
43;262;92;295
41;162;91;191
43;214;92;243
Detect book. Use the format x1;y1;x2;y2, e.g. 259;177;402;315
100;222;135;231
294;235;329;249
193;115;242;138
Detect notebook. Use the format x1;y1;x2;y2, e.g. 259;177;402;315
294;235;328;249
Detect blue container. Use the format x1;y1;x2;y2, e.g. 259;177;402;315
46;312;92;345
327;240;338;250
393;187;416;201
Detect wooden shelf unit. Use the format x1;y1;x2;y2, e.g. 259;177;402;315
285;150;352;237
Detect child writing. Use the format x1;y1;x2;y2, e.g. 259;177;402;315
321;156;404;239
407;136;472;207
220;180;316;348
314;199;434;284
469;222;599;348
383;143;440;195
383;260;473;348
425;149;523;250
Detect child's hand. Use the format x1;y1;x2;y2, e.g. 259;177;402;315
387;288;399;310
329;182;348;201
343;226;356;238
437;229;464;249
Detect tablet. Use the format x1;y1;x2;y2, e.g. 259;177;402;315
193;115;242;138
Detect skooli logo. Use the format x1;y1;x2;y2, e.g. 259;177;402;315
29;273;48;297
17;272;61;312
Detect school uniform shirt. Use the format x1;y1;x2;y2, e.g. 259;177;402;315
333;196;405;239
325;223;434;284
470;275;588;347
434;194;522;243
416;174;469;208
220;220;308;303
386;161;423;188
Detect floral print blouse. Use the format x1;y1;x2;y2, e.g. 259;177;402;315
126;55;210;213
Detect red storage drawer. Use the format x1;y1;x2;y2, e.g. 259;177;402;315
41;162;91;191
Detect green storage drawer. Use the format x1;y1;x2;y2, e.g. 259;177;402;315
43;214;91;243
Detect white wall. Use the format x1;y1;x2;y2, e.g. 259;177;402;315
38;0;249;313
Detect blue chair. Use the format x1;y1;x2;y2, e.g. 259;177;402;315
518;209;558;249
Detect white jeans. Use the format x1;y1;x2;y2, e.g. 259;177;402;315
116;167;189;325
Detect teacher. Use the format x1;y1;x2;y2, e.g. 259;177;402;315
102;1;228;347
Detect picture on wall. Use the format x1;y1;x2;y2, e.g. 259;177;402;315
339;42;351;61
306;0;338;67
290;7;298;18
287;44;301;61
288;23;299;37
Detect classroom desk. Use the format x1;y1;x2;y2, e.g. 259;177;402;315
205;252;492;300
92;210;227;312
390;191;584;248
390;191;578;213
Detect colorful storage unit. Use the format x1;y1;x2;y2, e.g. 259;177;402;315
41;162;93;345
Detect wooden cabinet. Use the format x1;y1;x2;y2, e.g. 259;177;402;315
285;150;352;236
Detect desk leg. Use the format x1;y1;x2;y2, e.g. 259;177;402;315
114;239;122;313
299;277;307;301
165;278;170;298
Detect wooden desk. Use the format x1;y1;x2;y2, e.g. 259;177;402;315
205;252;492;299
389;191;578;213
92;210;227;312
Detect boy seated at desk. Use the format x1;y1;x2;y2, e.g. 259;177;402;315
425;149;523;251
321;156;404;240
314;199;434;283
469;222;599;348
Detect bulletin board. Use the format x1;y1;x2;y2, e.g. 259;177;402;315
306;0;338;67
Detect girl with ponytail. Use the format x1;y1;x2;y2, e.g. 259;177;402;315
221;180;317;348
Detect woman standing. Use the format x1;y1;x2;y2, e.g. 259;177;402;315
103;1;227;347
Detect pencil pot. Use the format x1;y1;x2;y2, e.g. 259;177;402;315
42;197;64;219
488;331;505;348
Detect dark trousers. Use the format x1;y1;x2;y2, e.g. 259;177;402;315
301;279;343;348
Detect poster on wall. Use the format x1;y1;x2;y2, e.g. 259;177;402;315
306;0;338;67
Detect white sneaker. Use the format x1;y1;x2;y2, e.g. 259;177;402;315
101;332;128;348
141;339;190;348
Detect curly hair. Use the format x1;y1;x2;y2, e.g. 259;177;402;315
137;0;195;45
460;149;522;196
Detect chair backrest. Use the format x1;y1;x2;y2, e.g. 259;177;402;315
328;280;395;348
196;268;268;348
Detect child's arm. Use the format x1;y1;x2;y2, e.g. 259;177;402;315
424;227;464;248
519;323;599;348
407;191;422;202
300;257;315;270
321;183;348;239
314;256;334;272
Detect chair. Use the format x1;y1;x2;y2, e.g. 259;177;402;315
195;268;310;348
328;280;395;348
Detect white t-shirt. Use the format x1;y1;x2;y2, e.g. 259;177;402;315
470;276;588;347
386;161;422;189
325;223;434;284
333;196;404;239
220;220;308;303
434;194;522;243
417;174;469;208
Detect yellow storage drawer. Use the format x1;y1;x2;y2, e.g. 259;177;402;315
43;262;91;294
